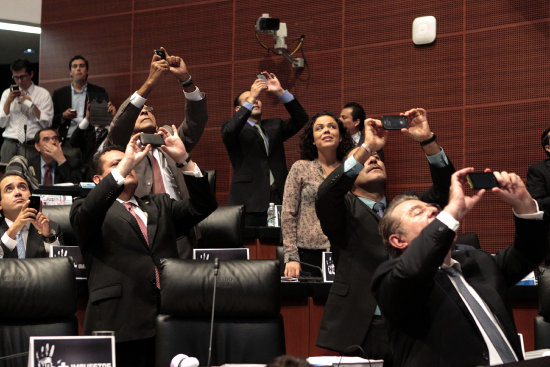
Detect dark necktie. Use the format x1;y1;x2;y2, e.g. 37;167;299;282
254;123;275;185
123;202;160;288
443;266;517;363
43;164;53;186
373;201;385;218
150;152;166;194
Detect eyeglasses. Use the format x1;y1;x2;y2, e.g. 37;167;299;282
143;106;154;112
12;74;29;81
41;136;59;143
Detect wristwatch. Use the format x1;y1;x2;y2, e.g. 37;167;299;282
42;229;57;244
176;154;192;168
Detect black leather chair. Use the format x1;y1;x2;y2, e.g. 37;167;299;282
196;205;245;248
535;265;550;349
155;259;285;367
0;258;78;367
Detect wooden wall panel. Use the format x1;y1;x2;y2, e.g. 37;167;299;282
40;15;132;80
42;0;131;24
345;0;462;46
467;0;550;30
344;35;463;113
133;0;222;12
466;23;550;105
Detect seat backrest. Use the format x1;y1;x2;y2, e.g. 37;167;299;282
42;205;76;246
156;259;284;367
0;258;78;367
196;205;245;248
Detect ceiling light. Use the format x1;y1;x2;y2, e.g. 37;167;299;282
0;22;41;34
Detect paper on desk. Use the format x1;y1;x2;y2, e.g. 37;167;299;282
307;356;383;366
281;276;299;282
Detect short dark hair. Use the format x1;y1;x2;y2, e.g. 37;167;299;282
541;127;550;157
300;111;354;161
343;102;366;131
34;128;56;144
10;59;32;74
0;172;31;202
267;355;312;367
69;55;89;70
233;93;244;108
91;146;125;176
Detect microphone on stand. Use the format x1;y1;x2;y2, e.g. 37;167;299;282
206;258;220;367
23;124;27;160
298;260;323;276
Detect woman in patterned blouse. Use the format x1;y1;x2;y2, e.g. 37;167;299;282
282;111;353;277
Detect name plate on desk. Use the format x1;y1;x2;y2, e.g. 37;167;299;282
193;248;249;261
322;252;335;283
50;245;86;279
29;336;115;367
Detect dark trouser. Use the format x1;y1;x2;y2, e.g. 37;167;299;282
116;337;155;367
363;316;393;367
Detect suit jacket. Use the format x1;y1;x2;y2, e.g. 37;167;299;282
70;171;217;342
29;155;82;184
315;160;455;354
51;83;107;143
221;99;308;213
371;215;549;367
68;125;107;181
0;219;64;258
105;93;208;198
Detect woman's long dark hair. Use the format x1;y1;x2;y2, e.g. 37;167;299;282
299;111;354;161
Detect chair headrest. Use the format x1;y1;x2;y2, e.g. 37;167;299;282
160;259;280;318
196;205;244;248
0;258;77;320
42;205;76;246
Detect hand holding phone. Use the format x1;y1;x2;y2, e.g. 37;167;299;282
256;73;267;82
28;196;41;211
381;115;409;130
467;172;499;190
10;84;19;92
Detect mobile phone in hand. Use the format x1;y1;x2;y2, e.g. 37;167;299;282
10;84;19;91
381;115;409;130
256;73;267;82
466;172;499;190
140;133;165;147
154;49;166;60
29;196;41;211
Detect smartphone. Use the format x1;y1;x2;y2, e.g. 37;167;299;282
154;49;166;60
381;115;409;130
256;73;267;82
10;84;19;91
29;196;41;211
140;133;165;147
88;92;111;126
467;172;499;190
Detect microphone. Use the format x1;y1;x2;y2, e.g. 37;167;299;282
206;258;219;367
23;124;27;159
298;260;323;276
0;351;29;361
170;354;199;367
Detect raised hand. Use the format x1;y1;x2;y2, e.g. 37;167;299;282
444;167;485;222
401;108;432;142
363;118;387;152
491;170;537;215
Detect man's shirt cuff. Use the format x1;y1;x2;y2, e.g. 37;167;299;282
182;163;203;177
1;232;16;250
110;168;126;186
514;199;544;220
78;118;90;130
278;90;294;104
343;155;363;178
426;147;449;168
130;92;147;109
437;211;461;232
183;87;203;101
243;101;254;111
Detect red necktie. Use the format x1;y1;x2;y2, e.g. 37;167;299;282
43;164;53;185
123;202;160;288
150;152;166;194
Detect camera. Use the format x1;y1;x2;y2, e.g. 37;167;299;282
154;49;166;60
256;14;280;33
11;84;19;91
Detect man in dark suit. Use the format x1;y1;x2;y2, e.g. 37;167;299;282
70;131;217;367
0;172;62;258
222;72;308;224
372;168;547;367
339;101;365;147
527;127;550;261
51;55;116;144
315;109;454;363
30;128;81;184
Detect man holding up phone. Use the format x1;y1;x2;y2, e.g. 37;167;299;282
316;108;454;364
0;170;63;258
222;71;308;224
0;59;54;163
